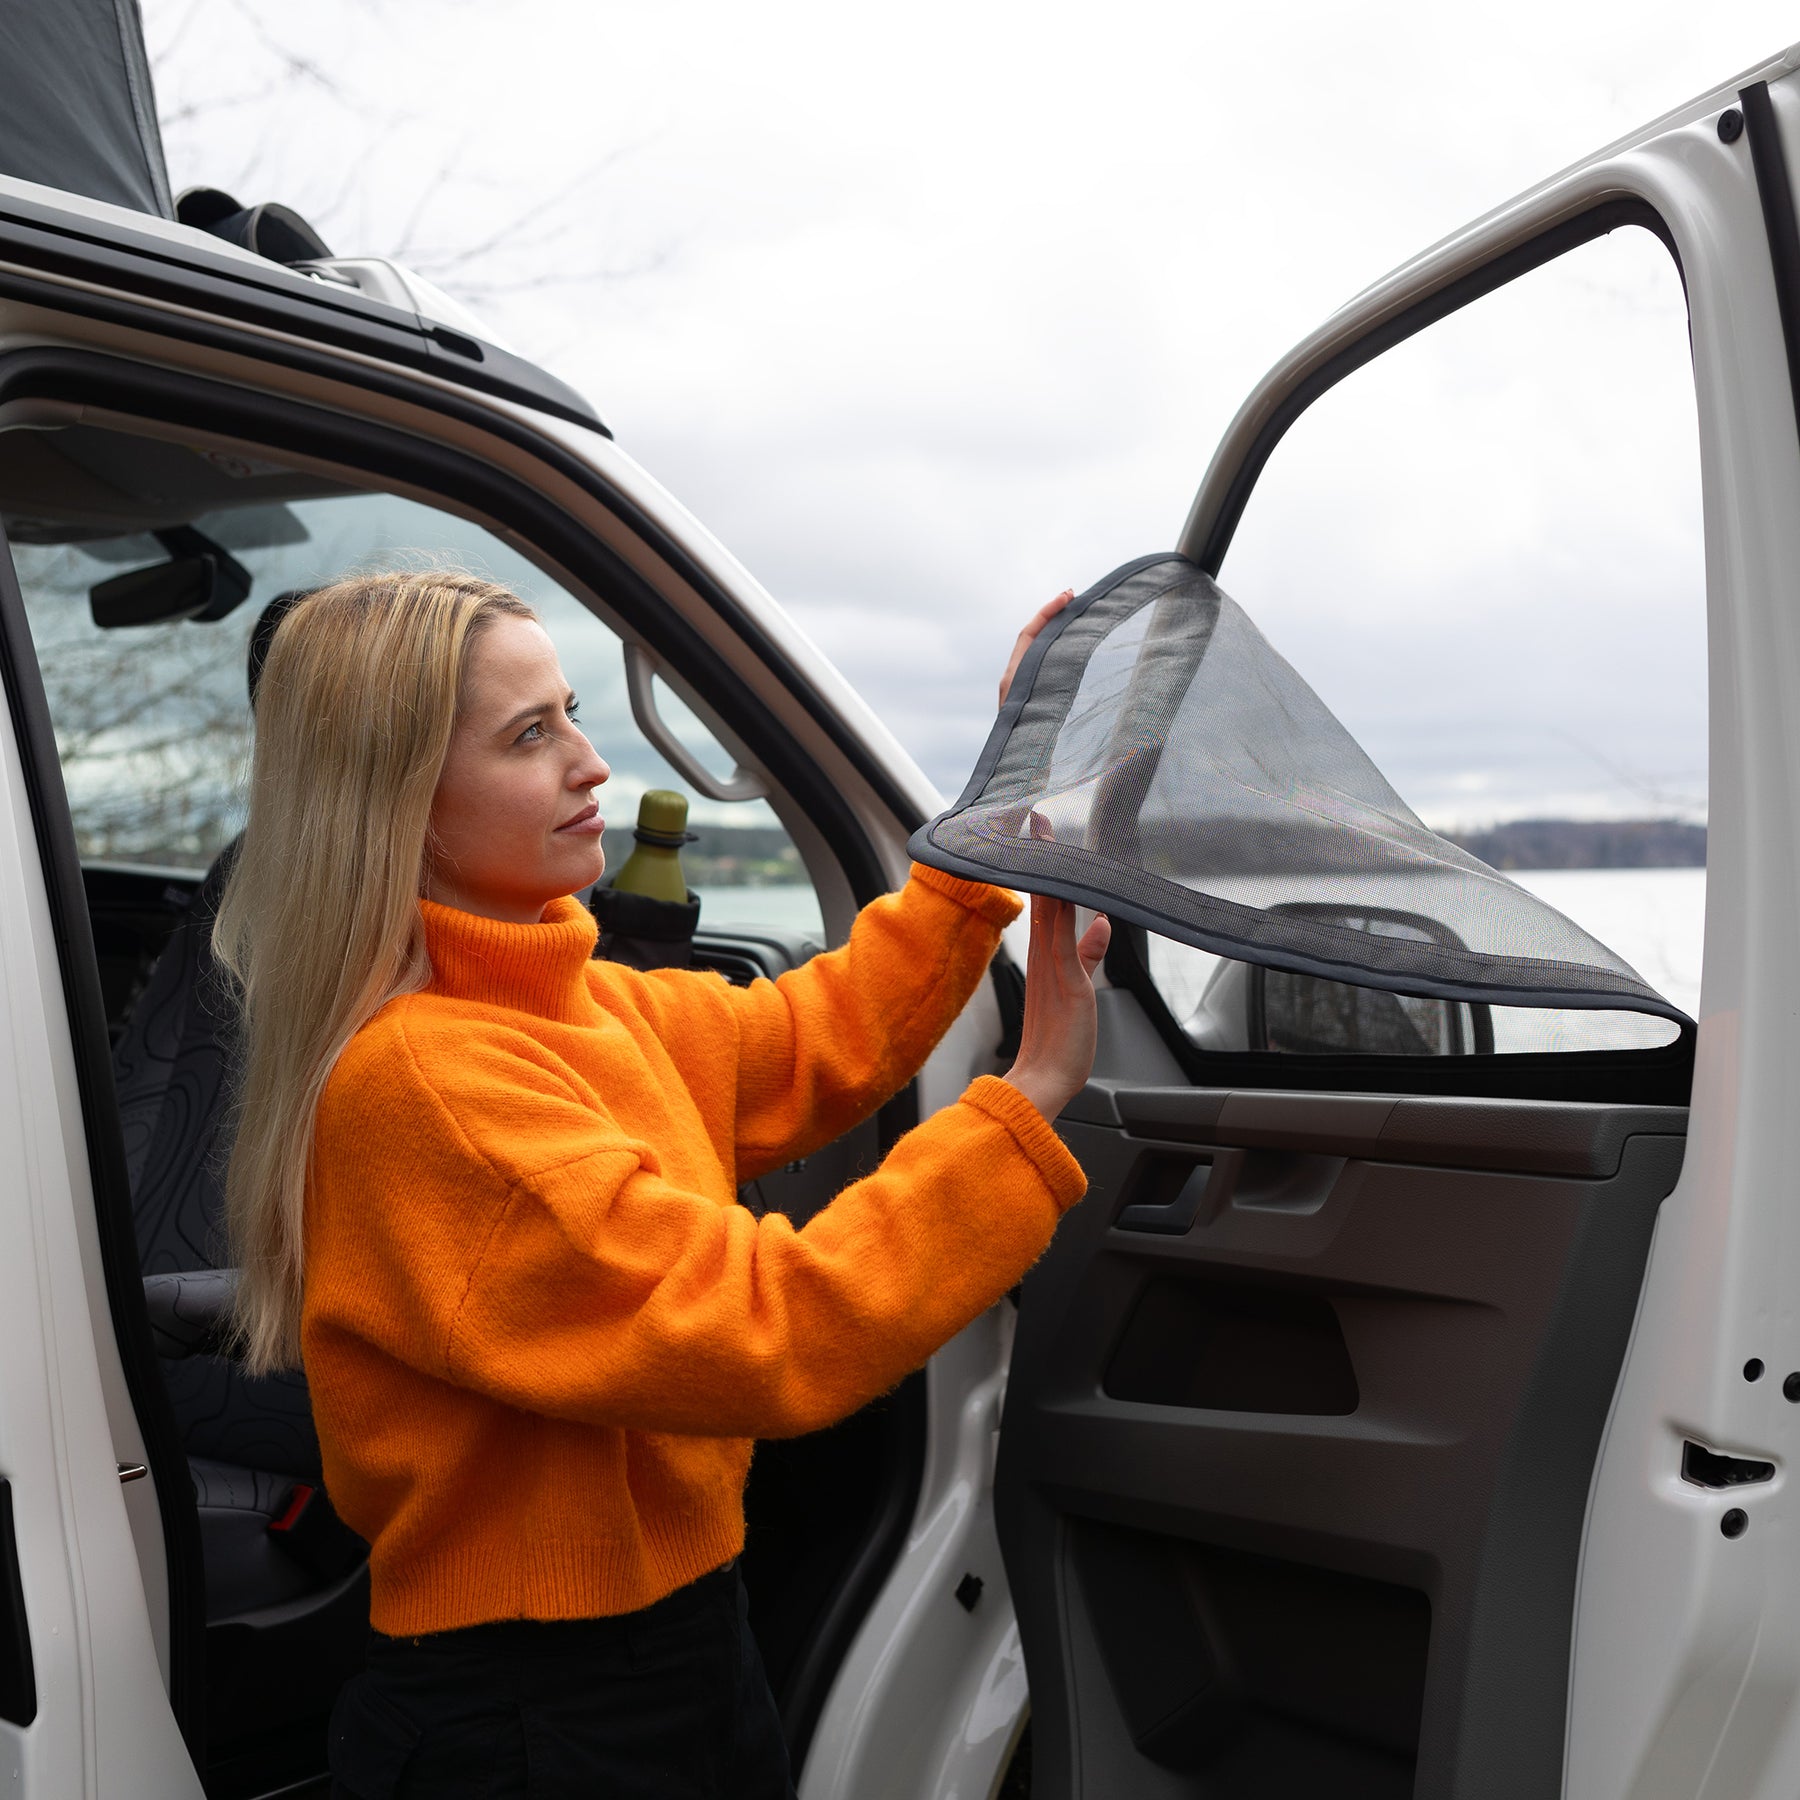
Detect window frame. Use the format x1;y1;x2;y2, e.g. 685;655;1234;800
1127;198;1702;1105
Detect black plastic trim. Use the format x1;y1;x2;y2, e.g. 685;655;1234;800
0;1481;36;1727
0;516;207;1753
0;193;604;431
1193;198;1682;576
1742;81;1800;458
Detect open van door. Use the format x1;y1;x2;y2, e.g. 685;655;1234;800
939;49;1800;1800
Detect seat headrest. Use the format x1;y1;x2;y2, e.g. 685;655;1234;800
247;589;312;710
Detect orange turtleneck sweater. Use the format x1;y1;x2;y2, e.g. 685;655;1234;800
301;863;1085;1637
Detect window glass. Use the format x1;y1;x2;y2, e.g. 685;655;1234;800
7;454;823;939
1147;224;1704;1056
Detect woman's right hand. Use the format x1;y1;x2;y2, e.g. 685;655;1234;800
998;589;1074;708
1003;888;1111;1123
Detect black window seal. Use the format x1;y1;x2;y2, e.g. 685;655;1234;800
1741;81;1800;461
0;345;924;1768
0;193;606;434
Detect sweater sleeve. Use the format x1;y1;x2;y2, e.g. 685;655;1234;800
442;1071;1081;1440
633;864;1021;1181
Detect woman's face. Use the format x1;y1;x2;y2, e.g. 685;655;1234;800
425;615;611;923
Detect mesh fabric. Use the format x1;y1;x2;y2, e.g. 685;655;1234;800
910;555;1682;1023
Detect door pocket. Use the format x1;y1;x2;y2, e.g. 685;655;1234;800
1070;1520;1426;1788
1104;1277;1359;1416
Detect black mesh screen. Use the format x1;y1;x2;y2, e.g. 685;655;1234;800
910;555;1682;1023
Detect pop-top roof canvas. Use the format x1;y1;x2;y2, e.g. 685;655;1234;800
0;0;173;218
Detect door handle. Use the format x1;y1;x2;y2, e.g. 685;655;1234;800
1116;1160;1214;1234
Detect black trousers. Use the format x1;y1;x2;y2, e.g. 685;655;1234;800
328;1562;796;1799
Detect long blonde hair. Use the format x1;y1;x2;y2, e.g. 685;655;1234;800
214;570;535;1374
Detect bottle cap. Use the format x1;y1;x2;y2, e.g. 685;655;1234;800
629;789;694;853
637;789;689;837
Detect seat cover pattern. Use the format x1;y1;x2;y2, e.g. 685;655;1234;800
112;848;320;1480
910;555;1683;1021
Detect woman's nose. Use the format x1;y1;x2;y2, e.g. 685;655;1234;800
572;734;609;789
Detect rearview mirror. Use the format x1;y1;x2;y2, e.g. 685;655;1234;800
89;526;252;628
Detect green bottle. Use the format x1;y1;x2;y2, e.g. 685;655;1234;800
608;789;694;902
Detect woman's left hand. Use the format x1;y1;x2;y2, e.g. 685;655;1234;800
998;589;1074;708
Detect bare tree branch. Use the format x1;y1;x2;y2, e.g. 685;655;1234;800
146;0;681;361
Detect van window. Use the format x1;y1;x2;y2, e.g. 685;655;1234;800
6;461;824;939
1144;223;1704;1058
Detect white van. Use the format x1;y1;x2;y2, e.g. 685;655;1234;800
0;16;1794;1800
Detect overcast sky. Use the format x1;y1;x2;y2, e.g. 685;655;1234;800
142;1;1800;826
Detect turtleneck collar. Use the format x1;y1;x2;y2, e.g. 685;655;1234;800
419;893;599;1024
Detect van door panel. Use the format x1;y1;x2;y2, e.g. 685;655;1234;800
998;1088;1686;1799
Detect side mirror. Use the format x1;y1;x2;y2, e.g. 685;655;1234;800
1251;965;1491;1056
1244;901;1495;1056
89;526;252;628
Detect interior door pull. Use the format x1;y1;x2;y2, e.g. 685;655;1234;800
1116;1162;1213;1235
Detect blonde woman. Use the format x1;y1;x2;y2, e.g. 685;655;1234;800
213;572;1107;1799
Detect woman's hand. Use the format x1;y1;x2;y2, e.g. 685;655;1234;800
997;595;1103;1121
1003;881;1112;1123
998;589;1074;708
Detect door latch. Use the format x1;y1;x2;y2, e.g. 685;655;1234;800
1681;1440;1776;1489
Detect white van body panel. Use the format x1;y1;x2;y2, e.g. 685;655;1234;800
1563;66;1800;1800
0;663;198;1795
1177;43;1800;1800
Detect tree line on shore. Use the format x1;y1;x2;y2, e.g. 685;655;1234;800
1445;818;1705;870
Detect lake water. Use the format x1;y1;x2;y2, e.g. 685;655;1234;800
699;868;1709;1051
1510;868;1705;1019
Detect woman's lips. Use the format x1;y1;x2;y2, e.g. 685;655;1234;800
554;801;605;836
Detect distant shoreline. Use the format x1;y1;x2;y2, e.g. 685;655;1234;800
1444;818;1705;871
677;817;1712;880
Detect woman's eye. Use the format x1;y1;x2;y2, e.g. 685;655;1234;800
516;720;545;743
